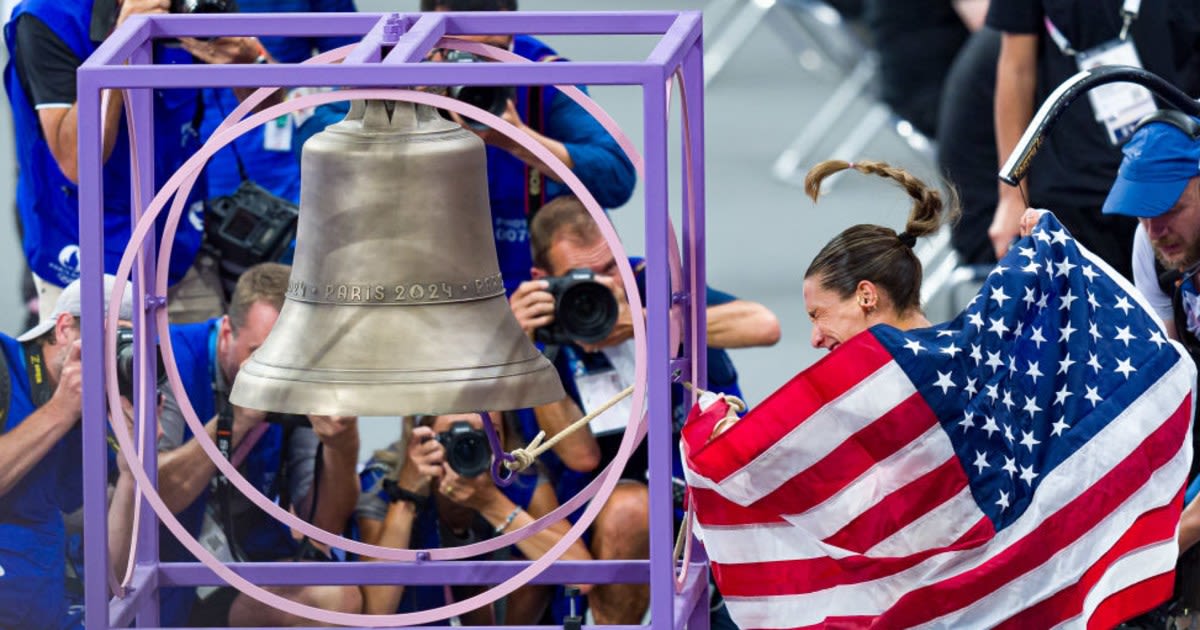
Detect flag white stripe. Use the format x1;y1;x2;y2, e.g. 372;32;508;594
698;484;982;565
1054;540;1179;629
705;361;916;505
698;484;982;567
698;522;856;565
725;439;1185;629
865;485;982;558
917;443;1186;629
718;359;1190;626
784;424;955;541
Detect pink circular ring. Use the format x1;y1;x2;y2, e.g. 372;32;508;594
105;37;697;624
106;87;646;627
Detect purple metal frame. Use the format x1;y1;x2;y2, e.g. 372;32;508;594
77;11;706;629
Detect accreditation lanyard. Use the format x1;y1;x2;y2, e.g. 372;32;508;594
1044;0;1140;56
1045;0;1155;144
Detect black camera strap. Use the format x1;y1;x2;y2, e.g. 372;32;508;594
22;341;53;408
0;345;10;435
525;84;548;218
208;323;248;562
213;396;247;562
210;93;250;182
290;440;326;562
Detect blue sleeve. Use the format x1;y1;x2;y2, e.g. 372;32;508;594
707;286;737;306
356;461;391;522
547;89;636;209
293;99;350;162
55;424;84;513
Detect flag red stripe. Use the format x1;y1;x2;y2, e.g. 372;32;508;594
789;618;873;630
684;333;894;482
870;396;1190;628
690;394;938;527
714;516;992;597
824;457;968;553
1088;572;1177;630
691;487;788;527
991;488;1183;630
769;397;1187;628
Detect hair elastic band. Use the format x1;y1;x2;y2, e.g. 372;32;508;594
897;231;917;248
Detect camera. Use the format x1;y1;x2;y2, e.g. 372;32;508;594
439;50;514;129
535;268;619;346
203;180;299;298
265;413;311;430
170;0;235;13
115;328;166;402
436;420;492;478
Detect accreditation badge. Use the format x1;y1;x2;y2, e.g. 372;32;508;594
1075;39;1158;145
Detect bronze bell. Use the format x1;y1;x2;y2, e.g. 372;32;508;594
229;100;565;416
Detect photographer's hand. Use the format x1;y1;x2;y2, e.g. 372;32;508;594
307;415;359;455
46;340;83;422
438;464;503;514
509;280;555;339
466;99;573;184
579;276;634;353
180;36;263;65
397;426;444;496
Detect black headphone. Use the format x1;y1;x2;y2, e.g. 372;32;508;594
1131;109;1200;140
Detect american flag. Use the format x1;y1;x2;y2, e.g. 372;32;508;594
682;213;1196;628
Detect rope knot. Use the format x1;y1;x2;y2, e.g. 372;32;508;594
503;431;546;472
505;449;538;472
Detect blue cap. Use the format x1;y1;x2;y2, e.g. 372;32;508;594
1102;118;1200;218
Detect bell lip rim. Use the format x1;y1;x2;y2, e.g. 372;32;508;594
228;368;566;417
234;351;555;381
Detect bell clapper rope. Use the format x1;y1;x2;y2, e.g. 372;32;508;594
502;381;748;472
503;384;636;472
498;380;747;563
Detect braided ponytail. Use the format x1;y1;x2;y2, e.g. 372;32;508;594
803;159;960;314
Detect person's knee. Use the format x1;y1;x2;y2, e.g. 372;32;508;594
592;482;649;559
230;584;362;625
296;584;363;615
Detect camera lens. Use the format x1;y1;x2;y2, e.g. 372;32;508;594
557;282;619;344
450;432;491;477
172;0;231;13
450;86;507;117
114;328;136;401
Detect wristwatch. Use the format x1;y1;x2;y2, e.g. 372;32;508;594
382;479;429;508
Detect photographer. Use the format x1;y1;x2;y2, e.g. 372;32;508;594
0;275;133;629
152;262;362;625
508;195;779;624
357;412;591;623
199;0;358;206
294;0;636;296
3;0;271;323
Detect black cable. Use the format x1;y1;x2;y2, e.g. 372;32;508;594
209;91;251;182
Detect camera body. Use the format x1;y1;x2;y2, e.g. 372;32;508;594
265;413;311;430
535;268;619;346
436;420;492;478
441;50;514;129
115;328;167;402
170;0;235;13
203;180;299;297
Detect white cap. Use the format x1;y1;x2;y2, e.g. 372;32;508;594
17;275;135;342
